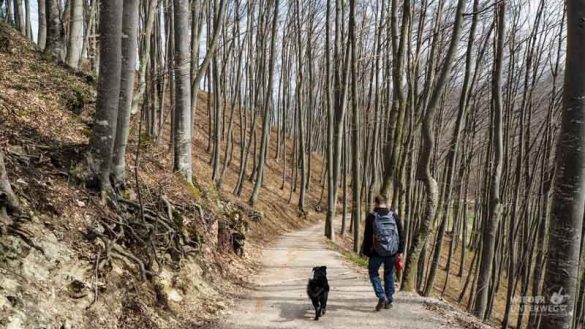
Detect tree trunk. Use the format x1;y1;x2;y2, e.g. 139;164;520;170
13;0;24;34
45;0;65;60
172;0;192;182
111;0;140;189
380;0;409;200
294;0;307;212
87;0;123;192
539;1;585;327
132;0;158;113
190;0;227;123
401;0;465;292
349;0;361;252
37;0;46;49
249;0;279;206
65;0;83;68
424;0;479;297
473;1;505;319
24;0;31;39
325;0;350;241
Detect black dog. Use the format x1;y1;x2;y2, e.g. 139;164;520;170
307;266;329;321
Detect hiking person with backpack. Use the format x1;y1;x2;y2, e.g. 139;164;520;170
361;195;405;311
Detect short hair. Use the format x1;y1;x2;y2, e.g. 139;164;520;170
374;195;387;205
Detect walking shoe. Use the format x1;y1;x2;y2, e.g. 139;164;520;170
375;299;387;311
384;301;393;309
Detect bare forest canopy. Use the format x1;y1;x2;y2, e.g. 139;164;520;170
2;1;585;329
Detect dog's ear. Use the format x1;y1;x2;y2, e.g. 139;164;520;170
321;266;327;272
312;266;318;272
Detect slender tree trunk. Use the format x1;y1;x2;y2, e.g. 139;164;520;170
381;0;409;200
132;0;158;113
402;0;465;293
37;0;46;49
111;0;140;189
324;0;335;240
349;0;361;252
191;0;227;123
249;0;279;206
66;0;83;68
24;0;31;39
294;0;307;212
13;0;24;34
172;0;192;182
326;0;350;240
474;1;505;319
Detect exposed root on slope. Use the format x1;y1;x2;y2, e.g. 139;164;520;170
84;191;204;287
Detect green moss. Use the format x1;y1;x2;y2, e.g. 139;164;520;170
178;174;201;199
140;133;154;146
16;108;33;116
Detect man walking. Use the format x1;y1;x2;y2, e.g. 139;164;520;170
361;195;405;311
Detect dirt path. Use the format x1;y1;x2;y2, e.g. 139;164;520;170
216;223;463;329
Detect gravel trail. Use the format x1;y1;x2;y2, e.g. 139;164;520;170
217;223;462;329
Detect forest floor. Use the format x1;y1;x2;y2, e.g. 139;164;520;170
0;22;497;329
211;222;492;329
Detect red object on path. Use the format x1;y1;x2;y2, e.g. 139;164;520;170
395;255;404;272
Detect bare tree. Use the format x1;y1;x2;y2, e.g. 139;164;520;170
65;0;84;68
540;0;585;327
24;0;31;39
37;0;46;49
473;1;506;319
349;0;360;252
112;0;140;189
249;0;279;206
173;0;193;182
13;0;24;35
401;0;466;292
87;0;123;192
44;0;65;60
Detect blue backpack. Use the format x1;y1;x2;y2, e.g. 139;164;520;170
372;211;399;256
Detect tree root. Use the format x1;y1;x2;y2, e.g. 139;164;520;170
7;224;45;255
82;184;204;311
0;151;21;212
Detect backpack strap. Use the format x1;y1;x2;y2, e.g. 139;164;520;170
371;212;380;246
369;212;376;248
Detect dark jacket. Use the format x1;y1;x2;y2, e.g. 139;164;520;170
361;207;405;257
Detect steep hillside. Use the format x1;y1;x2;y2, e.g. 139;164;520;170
0;23;324;329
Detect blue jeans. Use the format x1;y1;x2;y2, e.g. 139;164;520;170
368;255;396;303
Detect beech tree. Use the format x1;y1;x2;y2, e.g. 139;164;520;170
44;0;65;60
37;0;46;49
87;0;123;191
401;0;466;292
473;0;506;319
66;0;84;69
249;0;279;206
172;0;193;182
540;0;585;327
112;0;140;188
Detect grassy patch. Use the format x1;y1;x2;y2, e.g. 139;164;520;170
326;240;368;269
